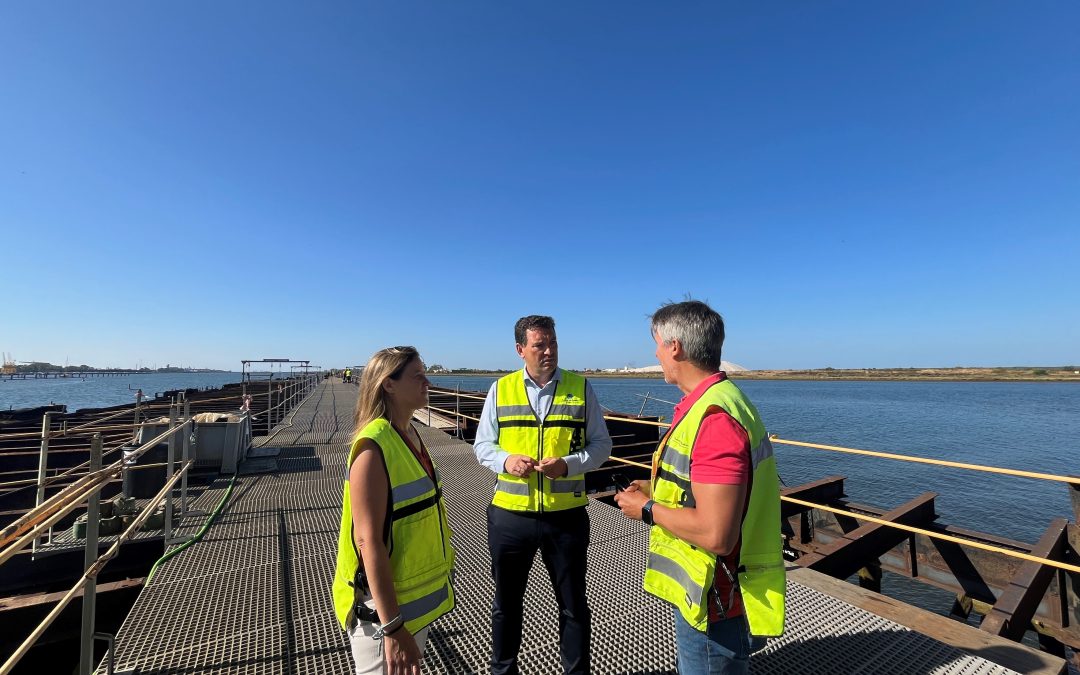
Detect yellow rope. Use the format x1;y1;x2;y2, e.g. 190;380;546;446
601;456;1080;575
770;436;1080;486
780;496;1080;575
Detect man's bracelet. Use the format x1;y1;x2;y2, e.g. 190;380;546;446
373;614;403;639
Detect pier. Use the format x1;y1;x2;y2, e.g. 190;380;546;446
96;381;1064;674
2;371;137;381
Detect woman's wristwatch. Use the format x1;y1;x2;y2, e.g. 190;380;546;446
641;500;656;526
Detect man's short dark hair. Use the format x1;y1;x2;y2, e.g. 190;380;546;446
650;300;725;371
515;315;556;346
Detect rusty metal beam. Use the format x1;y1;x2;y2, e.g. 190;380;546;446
798;492;937;580
783;492;1080;650
1069;481;1080;525
780;476;845;520
980;518;1069;641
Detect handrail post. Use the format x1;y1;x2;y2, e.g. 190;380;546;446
267;377;273;435
79;435;102;675
181;400;191;516
34;412;53;552
1069;480;1080;525
134;389;143;438
455;385;461;439
165;401;176;545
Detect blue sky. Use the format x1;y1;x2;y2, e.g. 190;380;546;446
1;2;1077;371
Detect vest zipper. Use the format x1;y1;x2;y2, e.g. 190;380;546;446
537;421;544;514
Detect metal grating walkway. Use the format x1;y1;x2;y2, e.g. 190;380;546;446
104;381;1064;674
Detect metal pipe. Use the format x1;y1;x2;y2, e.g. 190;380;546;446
93;633;115;675
181;400;191;516
33;412;53;552
164;402;176;545
79;435;102;675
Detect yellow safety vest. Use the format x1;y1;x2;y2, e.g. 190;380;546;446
332;419;456;633
644;378;786;637
492;370;589;512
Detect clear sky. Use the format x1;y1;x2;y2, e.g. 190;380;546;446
2;2;1077;372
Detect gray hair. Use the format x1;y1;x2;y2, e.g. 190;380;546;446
650;300;725;371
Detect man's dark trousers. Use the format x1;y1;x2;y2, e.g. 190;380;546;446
487;503;591;675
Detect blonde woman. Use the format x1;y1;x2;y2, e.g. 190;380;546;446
332;346;456;675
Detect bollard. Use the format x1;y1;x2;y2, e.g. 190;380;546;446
34;412;53;552
79;435;102;675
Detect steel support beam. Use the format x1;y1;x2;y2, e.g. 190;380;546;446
798;492;937;581
980;518;1068;641
781;476;846;519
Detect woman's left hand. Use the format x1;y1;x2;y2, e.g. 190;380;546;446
383;628;422;675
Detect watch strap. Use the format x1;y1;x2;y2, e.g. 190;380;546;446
641;500;656;526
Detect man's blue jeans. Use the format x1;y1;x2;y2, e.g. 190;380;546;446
673;609;758;675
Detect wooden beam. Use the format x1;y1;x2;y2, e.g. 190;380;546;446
980;518;1068;641
789;566;1067;675
799;492;937;580
0;577;144;611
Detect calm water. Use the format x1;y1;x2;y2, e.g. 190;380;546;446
0;373;244;412
6;372;1077;615
431;375;1078;545
432;375;1079;616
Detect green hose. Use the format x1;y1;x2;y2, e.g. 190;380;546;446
146;473;238;584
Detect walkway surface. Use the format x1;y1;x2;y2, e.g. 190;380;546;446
104;381;1064;674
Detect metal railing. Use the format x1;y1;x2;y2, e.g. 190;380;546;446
0;398;201;675
0;373;321;675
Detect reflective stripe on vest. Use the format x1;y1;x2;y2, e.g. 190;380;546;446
332;419;456;634
644;378;786;637
492;370;589;512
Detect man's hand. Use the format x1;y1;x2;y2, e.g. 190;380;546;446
614;481;650;520
503;454;536;478
537;457;568;478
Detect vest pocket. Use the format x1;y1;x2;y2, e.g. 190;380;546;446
646;534;713;627
390;507;449;589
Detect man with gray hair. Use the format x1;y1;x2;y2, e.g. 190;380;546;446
615;300;785;674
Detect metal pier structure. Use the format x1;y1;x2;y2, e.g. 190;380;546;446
103;381;1065;674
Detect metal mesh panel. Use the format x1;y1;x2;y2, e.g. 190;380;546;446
104;381;1036;675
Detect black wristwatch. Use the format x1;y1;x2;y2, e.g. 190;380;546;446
641;500;656;526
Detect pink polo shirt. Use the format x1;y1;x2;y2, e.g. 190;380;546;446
671;372;750;486
669;371;751;620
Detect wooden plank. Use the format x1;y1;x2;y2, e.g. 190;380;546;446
413;408;457;430
799;492;936;580
980;518;1068;641
789;566;1067;675
0;577;144;611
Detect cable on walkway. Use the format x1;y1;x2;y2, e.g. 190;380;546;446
146;473;238;584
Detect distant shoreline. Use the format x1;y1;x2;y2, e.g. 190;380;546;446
431;367;1080;383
